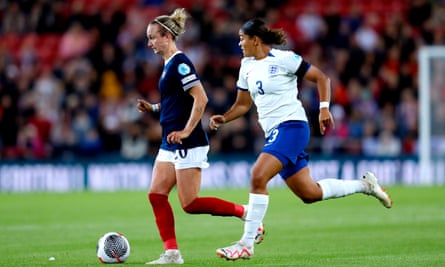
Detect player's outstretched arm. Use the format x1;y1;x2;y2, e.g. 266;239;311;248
209;90;252;131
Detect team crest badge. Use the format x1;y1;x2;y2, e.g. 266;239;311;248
178;63;191;75
269;65;278;74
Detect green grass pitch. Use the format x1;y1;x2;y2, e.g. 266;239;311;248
1;186;445;266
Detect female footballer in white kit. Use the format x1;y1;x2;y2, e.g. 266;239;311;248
210;18;392;261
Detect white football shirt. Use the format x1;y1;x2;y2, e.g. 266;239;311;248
237;48;308;137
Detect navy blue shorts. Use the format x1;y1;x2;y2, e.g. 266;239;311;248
262;120;310;180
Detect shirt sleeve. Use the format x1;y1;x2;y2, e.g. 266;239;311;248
295;60;311;79
236;58;249;91
176;56;200;91
281;51;303;75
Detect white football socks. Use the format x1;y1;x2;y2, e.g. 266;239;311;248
318;179;366;200
241;193;269;247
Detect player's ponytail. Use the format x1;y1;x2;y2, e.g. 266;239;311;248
241;19;287;45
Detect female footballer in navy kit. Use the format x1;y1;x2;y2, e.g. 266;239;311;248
137;9;263;265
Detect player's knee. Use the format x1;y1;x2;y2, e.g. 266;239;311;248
182;205;194;214
299;191;322;204
250;174;268;191
182;198;199;214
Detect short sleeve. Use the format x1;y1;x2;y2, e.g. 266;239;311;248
175;56;200;91
282;51;303;74
236;58;249;91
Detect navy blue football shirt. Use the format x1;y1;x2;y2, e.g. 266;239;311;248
158;52;209;151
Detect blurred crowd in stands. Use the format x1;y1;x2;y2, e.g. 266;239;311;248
0;0;444;161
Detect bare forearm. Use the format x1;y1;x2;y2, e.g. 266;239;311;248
223;105;250;123
317;76;331;103
222;90;252;123
304;65;331;103
183;100;206;134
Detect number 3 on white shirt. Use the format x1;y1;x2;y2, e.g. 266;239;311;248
256;80;264;95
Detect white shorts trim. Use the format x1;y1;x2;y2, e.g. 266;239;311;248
156;146;210;170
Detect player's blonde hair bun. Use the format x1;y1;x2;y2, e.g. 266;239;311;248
154;8;188;37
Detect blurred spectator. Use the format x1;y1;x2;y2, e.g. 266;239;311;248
35;0;68;34
77;127;102;157
396;88;418;138
322;3;341;46
98;98;123;153
2;2;26;34
0;85;19;157
16;106;52;159
295;3;324;42
407;0;432;28
96;0;126;44
121;122;148;159
33;66;63;122
374;131;402;156
58;22;91;61
353;13;379;53
50;110;77;159
362;120;379;156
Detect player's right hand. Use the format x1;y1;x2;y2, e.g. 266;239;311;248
319;109;335;135
209;115;225;131
137;99;151;113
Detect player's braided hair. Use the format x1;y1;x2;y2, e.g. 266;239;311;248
241;18;287;45
153;8;187;39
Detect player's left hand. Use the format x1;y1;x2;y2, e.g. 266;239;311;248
167;130;190;144
319;109;335;135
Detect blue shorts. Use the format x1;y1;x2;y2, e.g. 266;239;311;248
262;121;310;180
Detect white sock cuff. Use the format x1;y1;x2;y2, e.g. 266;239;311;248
317;179;333;200
165;249;180;255
248;193;269;205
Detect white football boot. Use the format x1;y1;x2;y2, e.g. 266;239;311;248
361;171;393;208
145;250;184;265
216;241;253;260
255;222;265;244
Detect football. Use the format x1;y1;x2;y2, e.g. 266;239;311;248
96;232;130;264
